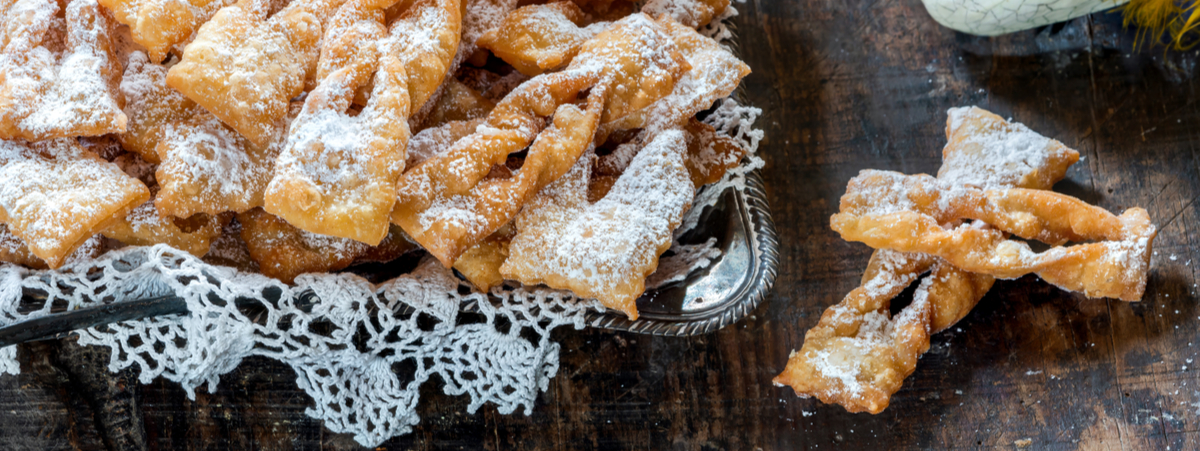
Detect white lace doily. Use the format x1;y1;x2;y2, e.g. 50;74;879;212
0;8;764;447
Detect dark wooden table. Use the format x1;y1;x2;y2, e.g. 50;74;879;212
3;1;1199;449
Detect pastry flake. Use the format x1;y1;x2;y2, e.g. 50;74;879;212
0;138;149;268
0;0;127;141
501;130;693;319
391;13;688;266
165;0;333;146
238;207;370;283
98;0;237;63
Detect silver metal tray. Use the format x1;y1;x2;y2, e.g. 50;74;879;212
0;169;776;345
587;169;778;336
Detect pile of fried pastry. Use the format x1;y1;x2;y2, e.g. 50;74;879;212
0;0;750;320
774;107;1157;414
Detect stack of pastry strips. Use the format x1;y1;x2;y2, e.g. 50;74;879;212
774;107;1157;414
0;0;751;320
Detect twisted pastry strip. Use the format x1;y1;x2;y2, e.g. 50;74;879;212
0;138;149;268
476;2;604;76
384;0;461;112
775;107;1087;413
166;0;344;146
500;130;694;319
266;52;409;245
599;19;750;135
99;0;237;62
773;250;995;413
831;170;1156;300
0;0;127;141
264;0;461;244
390;13;688;266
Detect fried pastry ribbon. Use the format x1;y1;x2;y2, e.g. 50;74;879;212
832;170;1155;300
774;249;995;413
103;204;225;257
452;116;744;299
500;130;692;318
265;0;461;245
476;2;605;76
0;224;102;269
238;208;414;283
0;0;126;141
774;107;1154;414
0;139;149;268
102;154;226;257
99;0;237;62
391;13;689;266
600;19;750;135
120;51;293;218
238;208;371;283
166;0;344;146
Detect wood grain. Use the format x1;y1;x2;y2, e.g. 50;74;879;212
2;0;1199;449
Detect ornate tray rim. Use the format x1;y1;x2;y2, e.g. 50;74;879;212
585;168;778;337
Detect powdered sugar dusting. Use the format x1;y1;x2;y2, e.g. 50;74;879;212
407;119;481;167
459;0;519;59
502;130;694;314
642;0;728;28
938;106;1077;190
1;0;126;140
119;51;291;217
0;138;147;266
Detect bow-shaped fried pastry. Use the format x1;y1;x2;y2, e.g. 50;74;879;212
0;224;102;269
501;131;693;319
600;19;749;135
386;0;461;112
775;107;1090;413
238;208;371;283
266;50;410;245
832;170;1155;300
391;13;688;266
0;0;126;141
265;0;461;244
120;51;292;218
99;0;237;62
0;139;149;268
422;79;495;129
238;208;414;282
476;2;604;76
498;118;745;315
166;0;343;145
774;250;955;413
103;204;226;257
102;154;226;257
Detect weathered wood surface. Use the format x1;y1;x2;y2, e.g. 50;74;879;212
2;0;1199;449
